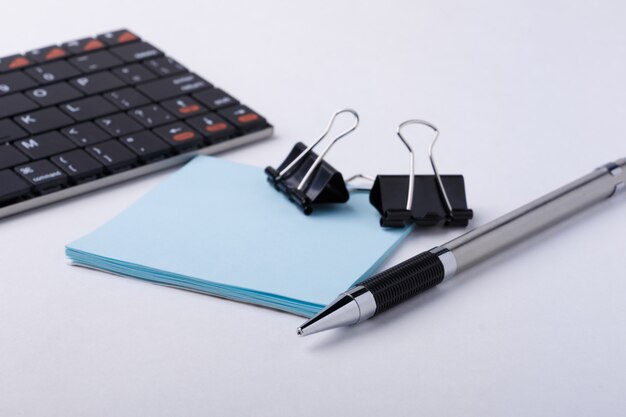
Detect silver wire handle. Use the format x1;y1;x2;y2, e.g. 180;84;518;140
276;109;360;191
396;120;453;213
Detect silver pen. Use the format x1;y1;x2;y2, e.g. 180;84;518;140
297;158;626;336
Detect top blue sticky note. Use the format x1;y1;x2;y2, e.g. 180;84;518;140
66;156;412;317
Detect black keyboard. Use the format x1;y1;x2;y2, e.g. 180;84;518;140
0;29;272;219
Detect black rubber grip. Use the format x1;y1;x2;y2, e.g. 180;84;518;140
360;251;444;314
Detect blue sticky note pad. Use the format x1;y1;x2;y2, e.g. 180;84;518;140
66;156;411;317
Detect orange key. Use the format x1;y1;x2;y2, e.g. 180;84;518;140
173;131;195;142
117;31;138;43
84;39;105;51
219;105;266;132
45;47;66;60
9;56;30;69
98;30;140;46
205;122;228;133
180;105;201;114
238;113;259;123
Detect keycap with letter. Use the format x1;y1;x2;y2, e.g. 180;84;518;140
0;29;272;219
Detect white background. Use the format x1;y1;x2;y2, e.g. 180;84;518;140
1;1;625;416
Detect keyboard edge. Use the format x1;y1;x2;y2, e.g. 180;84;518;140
0;126;273;220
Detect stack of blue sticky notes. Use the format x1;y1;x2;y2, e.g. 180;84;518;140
66;156;412;317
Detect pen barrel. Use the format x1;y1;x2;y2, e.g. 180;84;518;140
360;251;444;314
443;161;626;273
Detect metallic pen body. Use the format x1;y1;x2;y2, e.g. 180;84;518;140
298;159;626;336
444;160;626;274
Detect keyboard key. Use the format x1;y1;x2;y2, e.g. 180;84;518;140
70;71;125;95
0;120;28;144
62;37;106;54
14;131;76;159
128;104;174;128
161;96;206;118
69;51;123;73
0;94;38;118
112;64;156;85
0;169;31;204
0;72;38;96
60;96;118;122
97;29;140;46
192;88;239;110
25;61;81;84
14;107;74;134
137;73;211;101
25;83;83;106
62;122;110;146
120;131;171;161
186;113;236;143
104;87;150;110
0;144;29;170
0;55;32;73
87;140;138;172
96;113;143;136
0;29;272;217
26;46;69;63
111;42;163;63
51;149;104;182
143;57;186;76
15;159;68;193
219;105;267;132
153;122;202;150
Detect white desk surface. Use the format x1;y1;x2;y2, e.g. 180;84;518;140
1;1;625;416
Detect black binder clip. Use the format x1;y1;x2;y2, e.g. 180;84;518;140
369;119;473;228
265;109;359;214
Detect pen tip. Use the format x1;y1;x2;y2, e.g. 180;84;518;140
296;292;364;337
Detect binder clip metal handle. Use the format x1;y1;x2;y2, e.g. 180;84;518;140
397;120;453;214
265;109;359;214
370;119;473;228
